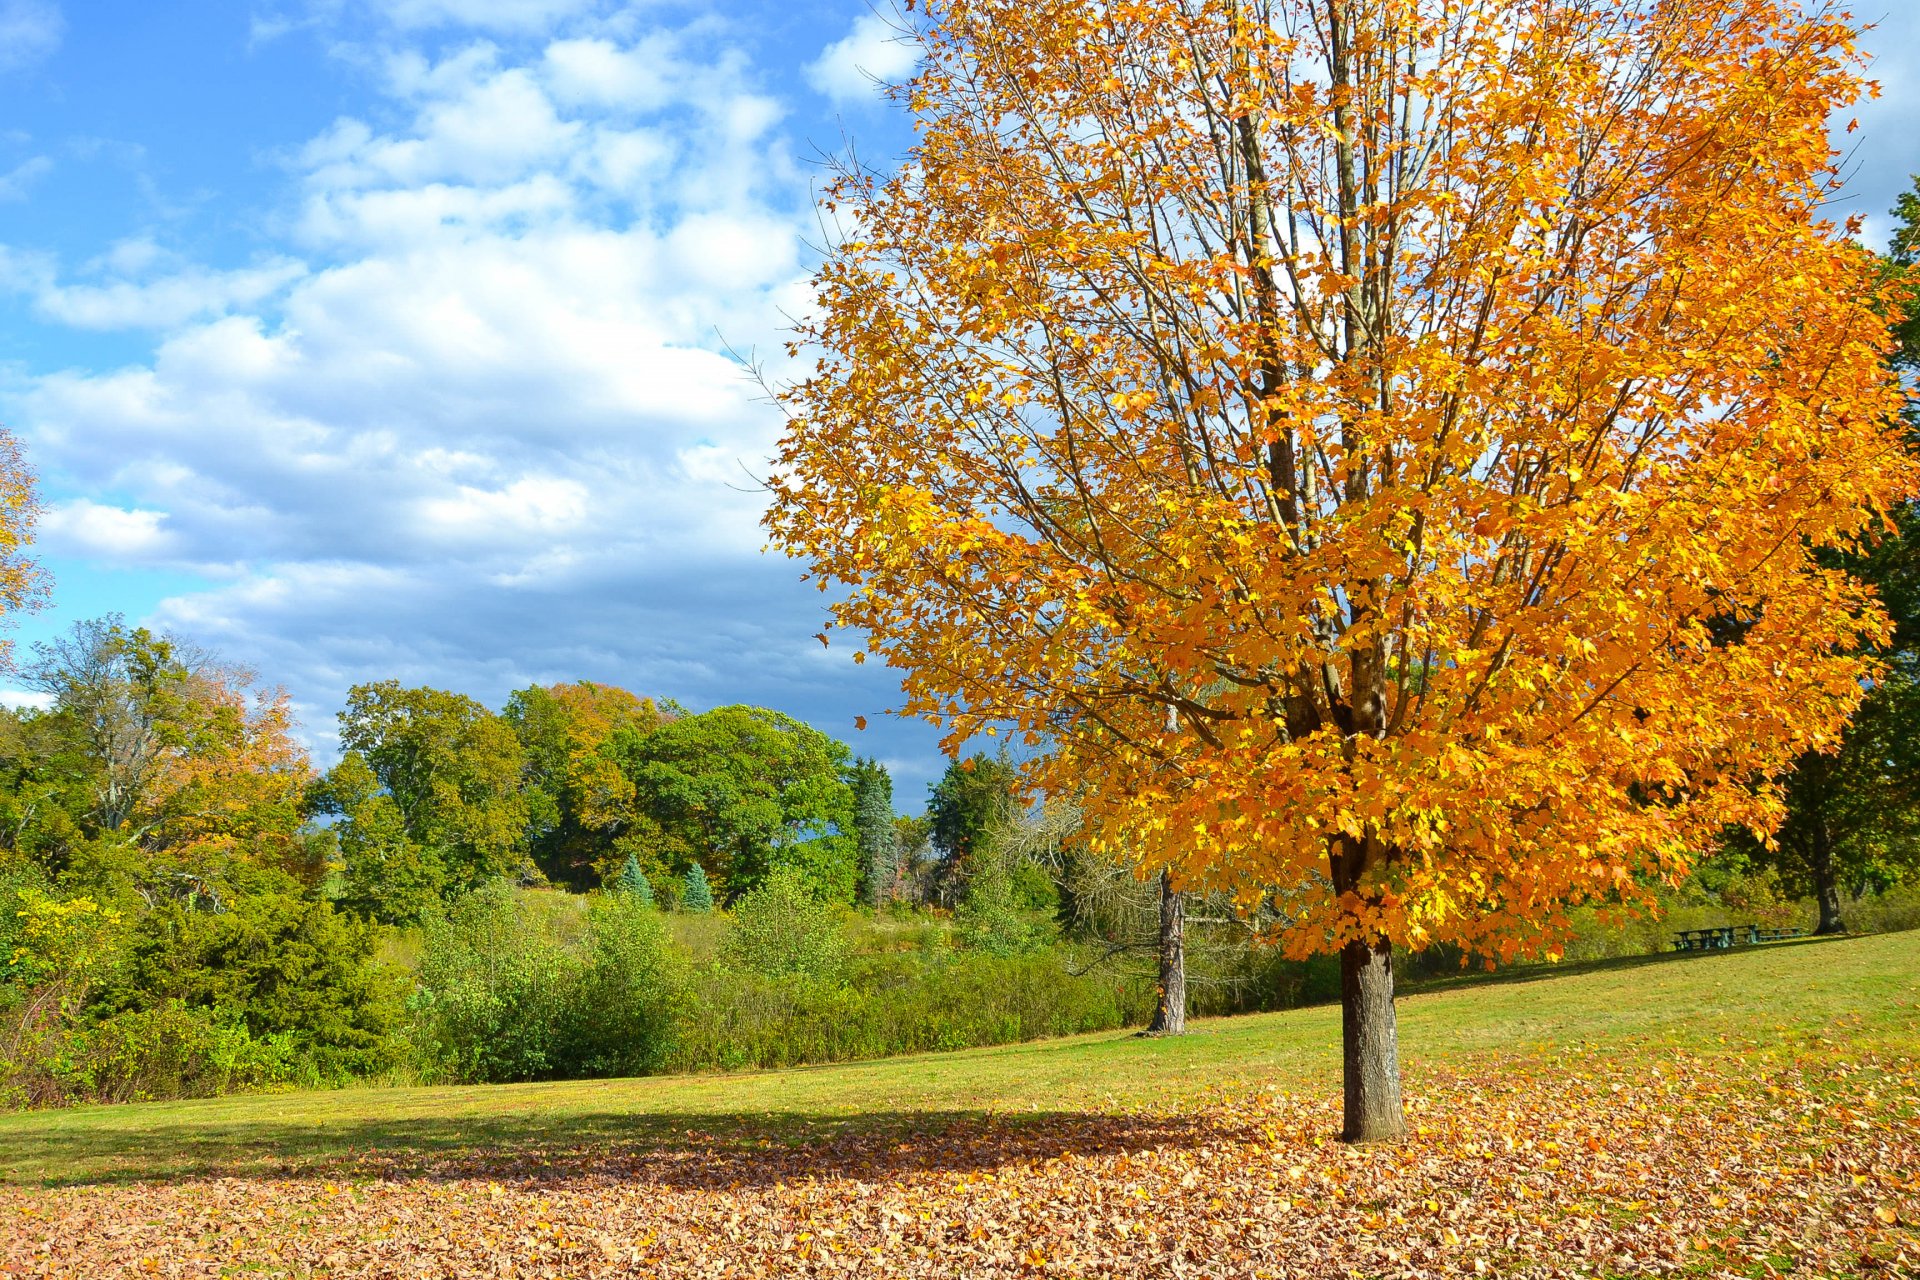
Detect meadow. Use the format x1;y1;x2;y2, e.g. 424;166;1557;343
5;931;1915;1276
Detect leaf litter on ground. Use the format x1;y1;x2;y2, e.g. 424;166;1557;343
6;1041;1916;1278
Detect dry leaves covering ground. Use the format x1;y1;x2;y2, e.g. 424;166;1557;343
4;1043;1915;1280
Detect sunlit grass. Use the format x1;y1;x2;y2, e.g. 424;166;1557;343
5;929;1912;1187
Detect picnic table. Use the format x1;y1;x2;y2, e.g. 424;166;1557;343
1670;923;1808;951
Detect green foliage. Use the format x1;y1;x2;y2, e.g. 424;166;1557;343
926;753;1018;902
90;884;399;1078
326;682;530;904
723;865;849;981
1890;174;1919;373
410;882;680;1084
607;706;859;903
954;856;1054;957
325;753;447;925
504;682;665;888
848;758;895;907
610;853;654;906
670;946;1149;1073
575;894;683;1077
681;863;713;913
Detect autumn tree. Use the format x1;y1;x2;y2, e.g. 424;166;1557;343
19;617;317;898
1729;180;1920;931
506;681;668;887
766;0;1912;1140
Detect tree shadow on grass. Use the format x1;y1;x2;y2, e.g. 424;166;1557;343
5;1104;1256;1192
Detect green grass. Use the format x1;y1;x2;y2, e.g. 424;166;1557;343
5;931;1915;1188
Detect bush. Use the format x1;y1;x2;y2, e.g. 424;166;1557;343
669;946;1151;1073
93;889;399;1079
410;881;680;1083
571;895;684;1076
954;858;1054;957
724;865;849;980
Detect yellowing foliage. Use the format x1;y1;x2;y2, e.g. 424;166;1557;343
766;0;1913;964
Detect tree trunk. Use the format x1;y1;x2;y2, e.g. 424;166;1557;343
1146;869;1186;1035
1340;938;1405;1144
1810;821;1845;935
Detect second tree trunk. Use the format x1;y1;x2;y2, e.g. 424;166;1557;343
1147;869;1185;1035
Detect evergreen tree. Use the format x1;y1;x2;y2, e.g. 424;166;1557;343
682;862;714;913
926;752;1019;906
611;852;654;906
848;758;896;907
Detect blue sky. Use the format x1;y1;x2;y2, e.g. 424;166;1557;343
0;0;1916;805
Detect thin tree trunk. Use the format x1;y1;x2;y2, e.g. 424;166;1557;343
1340;937;1405;1143
1810;821;1845;935
1146;869;1186;1035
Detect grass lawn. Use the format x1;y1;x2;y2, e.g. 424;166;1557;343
5;931;1916;1187
5;933;1916;1277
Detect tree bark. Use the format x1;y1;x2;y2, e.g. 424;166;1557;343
1146;869;1186;1035
1810;820;1845;935
1340;937;1405;1143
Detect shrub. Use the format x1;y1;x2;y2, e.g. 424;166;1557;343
724;865;849;981
92;889;399;1079
571;895;683;1076
954;858;1054;957
410;881;681;1083
411;881;582;1082
669;946;1151;1073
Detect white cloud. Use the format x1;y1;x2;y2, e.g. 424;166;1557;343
39;500;176;560
0;155;48;201
806;12;918;105
0;689;52;712
0;0;59;73
543;36;672;110
32;259;308;330
3;14;950;789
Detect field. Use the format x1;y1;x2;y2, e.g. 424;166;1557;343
4;933;1916;1277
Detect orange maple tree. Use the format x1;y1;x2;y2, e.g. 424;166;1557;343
143;667;317;884
765;0;1913;1140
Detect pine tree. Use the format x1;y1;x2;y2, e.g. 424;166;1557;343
682;862;714;913
611;852;654;906
849;758;896;908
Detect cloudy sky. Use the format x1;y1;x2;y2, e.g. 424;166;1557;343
0;0;1916;802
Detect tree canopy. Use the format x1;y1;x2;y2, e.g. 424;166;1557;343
607;706;860;903
766;0;1912;1139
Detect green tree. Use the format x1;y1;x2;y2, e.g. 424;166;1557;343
926;753;1019;907
504;681;666;888
609;852;654;906
848;758;896;907
681;862;713;913
90;878;398;1077
322;682;530;910
723;864;850;980
608;706;859;903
